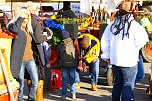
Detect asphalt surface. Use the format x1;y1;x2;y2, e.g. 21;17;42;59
23;63;152;101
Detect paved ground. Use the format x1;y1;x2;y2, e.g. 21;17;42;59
24;63;152;101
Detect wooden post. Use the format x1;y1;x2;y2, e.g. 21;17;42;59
58;1;60;10
0;24;2;34
11;0;13;18
40;0;44;27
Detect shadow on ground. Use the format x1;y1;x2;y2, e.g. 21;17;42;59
23;63;152;101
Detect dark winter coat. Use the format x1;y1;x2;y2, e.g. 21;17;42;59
29;14;48;80
7;17;26;79
57;7;76;18
31;14;47;66
57;38;78;67
7;17;43;79
61;10;76;18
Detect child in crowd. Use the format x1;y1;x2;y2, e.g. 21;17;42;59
56;31;78;99
42;27;53;68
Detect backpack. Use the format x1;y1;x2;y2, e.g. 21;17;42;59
57;38;77;67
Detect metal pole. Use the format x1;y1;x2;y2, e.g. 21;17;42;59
40;0;44;26
58;1;60;10
11;0;13;18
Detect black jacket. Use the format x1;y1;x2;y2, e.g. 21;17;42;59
57;8;76;18
31;14;50;80
31;14;47;66
7;17;26;79
57;38;78;67
7;17;43;79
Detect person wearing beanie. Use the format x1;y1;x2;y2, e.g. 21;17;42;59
101;1;149;101
74;33;100;91
56;31;78;99
57;1;76;18
61;30;70;39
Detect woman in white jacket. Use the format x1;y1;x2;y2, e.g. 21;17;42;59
101;1;149;101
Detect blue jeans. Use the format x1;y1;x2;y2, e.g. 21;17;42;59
135;54;145;82
90;58;99;85
75;70;80;83
61;67;76;96
112;64;138;101
18;60;38;101
42;44;51;65
75;58;99;85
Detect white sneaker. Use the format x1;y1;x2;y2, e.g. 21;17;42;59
72;93;76;99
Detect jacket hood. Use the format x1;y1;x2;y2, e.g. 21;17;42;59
62;38;73;45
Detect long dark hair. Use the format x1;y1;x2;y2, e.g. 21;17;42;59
110;9;134;40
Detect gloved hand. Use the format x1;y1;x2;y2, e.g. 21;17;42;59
47;35;53;40
43;27;53;40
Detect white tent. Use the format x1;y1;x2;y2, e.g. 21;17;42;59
79;0;122;15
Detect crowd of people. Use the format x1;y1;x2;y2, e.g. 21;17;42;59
0;1;152;101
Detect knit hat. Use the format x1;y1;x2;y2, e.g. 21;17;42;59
61;31;70;39
81;35;90;49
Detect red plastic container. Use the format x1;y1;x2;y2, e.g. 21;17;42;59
49;47;58;66
50;68;62;89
